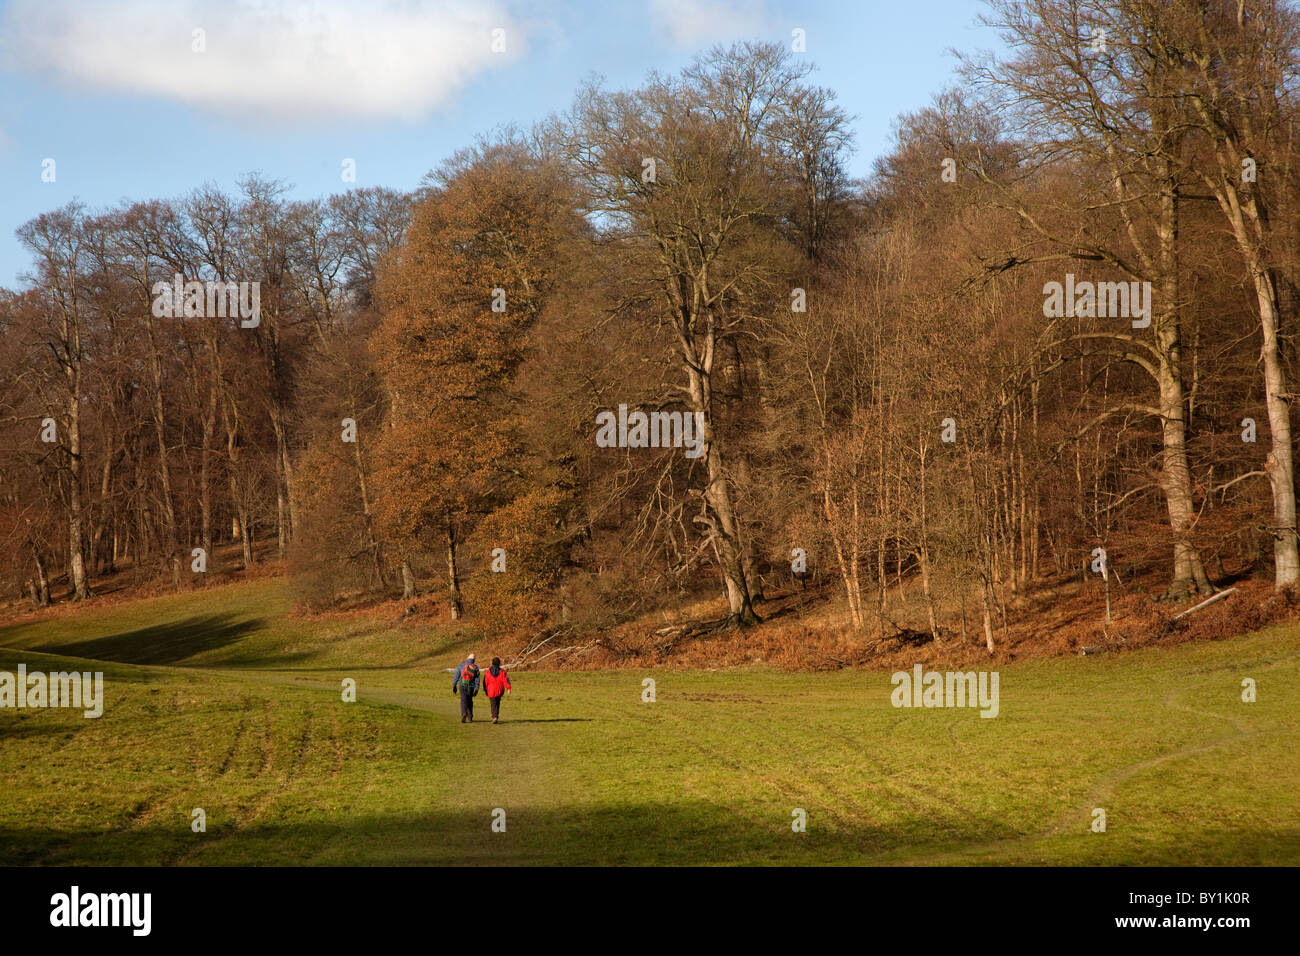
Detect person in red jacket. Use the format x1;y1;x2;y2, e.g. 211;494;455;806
482;657;512;723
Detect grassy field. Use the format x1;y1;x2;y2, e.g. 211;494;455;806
0;577;1297;865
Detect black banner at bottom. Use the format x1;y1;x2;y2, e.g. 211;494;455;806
0;865;1282;944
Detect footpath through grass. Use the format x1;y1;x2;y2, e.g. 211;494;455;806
0;578;1297;865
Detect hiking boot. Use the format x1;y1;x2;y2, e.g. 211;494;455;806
492;717;498;724
461;716;466;723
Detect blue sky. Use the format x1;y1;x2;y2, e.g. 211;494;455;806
0;0;1001;287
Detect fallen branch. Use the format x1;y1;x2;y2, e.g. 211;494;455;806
524;640;599;667
505;628;569;669
650;616;732;652
1171;587;1238;621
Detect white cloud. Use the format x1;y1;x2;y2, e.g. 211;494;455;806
649;0;769;48
0;0;520;121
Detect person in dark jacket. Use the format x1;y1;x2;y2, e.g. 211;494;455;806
482;657;512;724
453;653;480;723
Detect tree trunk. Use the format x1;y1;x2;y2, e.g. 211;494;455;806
823;483;863;630
980;578;995;655
143;312;181;591
686;360;758;626
199;383;217;564
66;382;90;601
1232;222;1299;588
918;441;939;640
445;519;463;620
90;439;114;574
32;548;51;606
1184;29;1300;590
1153;167;1213;600
352;435;387;590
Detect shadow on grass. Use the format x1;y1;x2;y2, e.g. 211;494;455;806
6;804;1298;866
0;803;966;866
0;719;79;741
15;614;267;667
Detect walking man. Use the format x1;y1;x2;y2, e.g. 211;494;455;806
482;657;512;724
453;653;480;723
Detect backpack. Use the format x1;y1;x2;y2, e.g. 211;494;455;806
459;664;477;692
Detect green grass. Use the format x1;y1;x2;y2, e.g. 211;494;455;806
1;578;1297;865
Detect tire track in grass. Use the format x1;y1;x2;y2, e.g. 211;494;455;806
121;797;166;830
704;712;874;830
817;723;984;827
579;688;863;844
1048;667;1287;841
215;697;254;776
74;687;224;858
329;682;636;864
1047;681;1268;840
168;701;316;864
583;687;793;794
259;698;275;775
299;681;904;868
300;706;364;866
329;707;344;775
577;679;1106;861
201;679;551;865
865;649;1300;864
79;688;245;863
177;689;203;780
715;705;987;852
908;679;1278;864
194;675;366;863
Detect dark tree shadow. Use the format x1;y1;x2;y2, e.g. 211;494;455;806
9;615;266;666
6;803;1294;867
